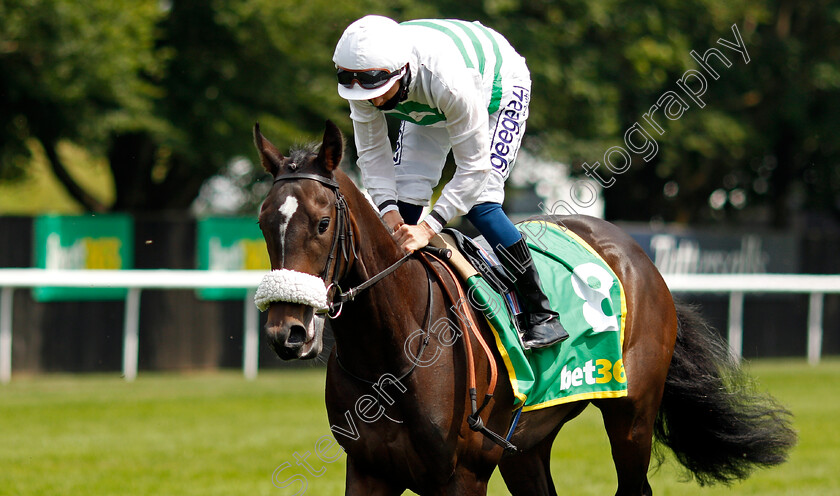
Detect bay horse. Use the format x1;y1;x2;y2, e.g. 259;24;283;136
254;121;795;495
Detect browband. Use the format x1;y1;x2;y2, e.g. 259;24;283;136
274;173;339;189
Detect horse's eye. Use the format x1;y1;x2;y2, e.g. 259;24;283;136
318;218;330;234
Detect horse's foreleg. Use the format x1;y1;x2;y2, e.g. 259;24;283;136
345;457;404;496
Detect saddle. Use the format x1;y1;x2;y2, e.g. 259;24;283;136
428;229;523;334
436;229;512;292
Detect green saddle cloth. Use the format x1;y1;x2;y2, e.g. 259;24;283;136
468;220;628;411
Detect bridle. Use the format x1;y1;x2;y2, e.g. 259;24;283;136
272;172;412;318
271;170;426;382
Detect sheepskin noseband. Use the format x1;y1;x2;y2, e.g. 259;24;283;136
254;269;329;312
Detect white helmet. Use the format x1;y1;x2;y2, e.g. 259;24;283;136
333;15;410;100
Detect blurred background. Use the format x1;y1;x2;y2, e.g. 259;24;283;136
1;0;838;373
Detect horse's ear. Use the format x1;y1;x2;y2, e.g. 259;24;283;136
317;120;344;172
253;123;285;176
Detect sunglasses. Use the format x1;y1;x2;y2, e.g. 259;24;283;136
336;67;402;89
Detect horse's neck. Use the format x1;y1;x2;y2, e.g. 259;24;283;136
333;171;430;368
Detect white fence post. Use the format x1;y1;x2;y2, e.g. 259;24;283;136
1;287;13;384
243;289;259;380
808;292;824;366
728;291;744;360
122;288;142;382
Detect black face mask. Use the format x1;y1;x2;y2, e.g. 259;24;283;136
374;68;411;111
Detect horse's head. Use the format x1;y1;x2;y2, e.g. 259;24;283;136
253;120;350;360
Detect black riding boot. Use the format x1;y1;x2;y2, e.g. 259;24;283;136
499;238;569;350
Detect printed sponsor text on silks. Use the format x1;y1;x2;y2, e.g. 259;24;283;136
559;358;626;391
490;85;529;176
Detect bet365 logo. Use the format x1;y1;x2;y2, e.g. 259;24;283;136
559;358;626;391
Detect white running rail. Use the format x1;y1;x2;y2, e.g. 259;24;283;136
1;270;839;383
0;270;263;384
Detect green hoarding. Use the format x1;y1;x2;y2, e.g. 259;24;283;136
33;214;134;301
196;217;270;300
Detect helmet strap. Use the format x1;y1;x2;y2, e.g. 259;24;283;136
374;65;411;111
396;64;411;102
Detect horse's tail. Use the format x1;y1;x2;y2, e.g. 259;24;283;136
652;301;797;485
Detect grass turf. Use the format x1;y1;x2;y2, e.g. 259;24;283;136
1;358;838;495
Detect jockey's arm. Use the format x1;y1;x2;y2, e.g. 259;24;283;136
350;101;399;217
421;72;492;233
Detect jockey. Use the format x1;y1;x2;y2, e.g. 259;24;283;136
332;15;568;350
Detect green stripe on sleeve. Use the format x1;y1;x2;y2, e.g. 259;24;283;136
401;20;474;69
402;20;504;116
471;21;504;115
440;20;486;75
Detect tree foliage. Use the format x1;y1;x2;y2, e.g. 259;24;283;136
1;0;838;226
489;0;840;226
108;0;393;211
0;0;164;210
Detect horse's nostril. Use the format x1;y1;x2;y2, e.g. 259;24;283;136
286;324;306;345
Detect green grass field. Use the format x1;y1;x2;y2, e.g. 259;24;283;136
2;358;838;496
